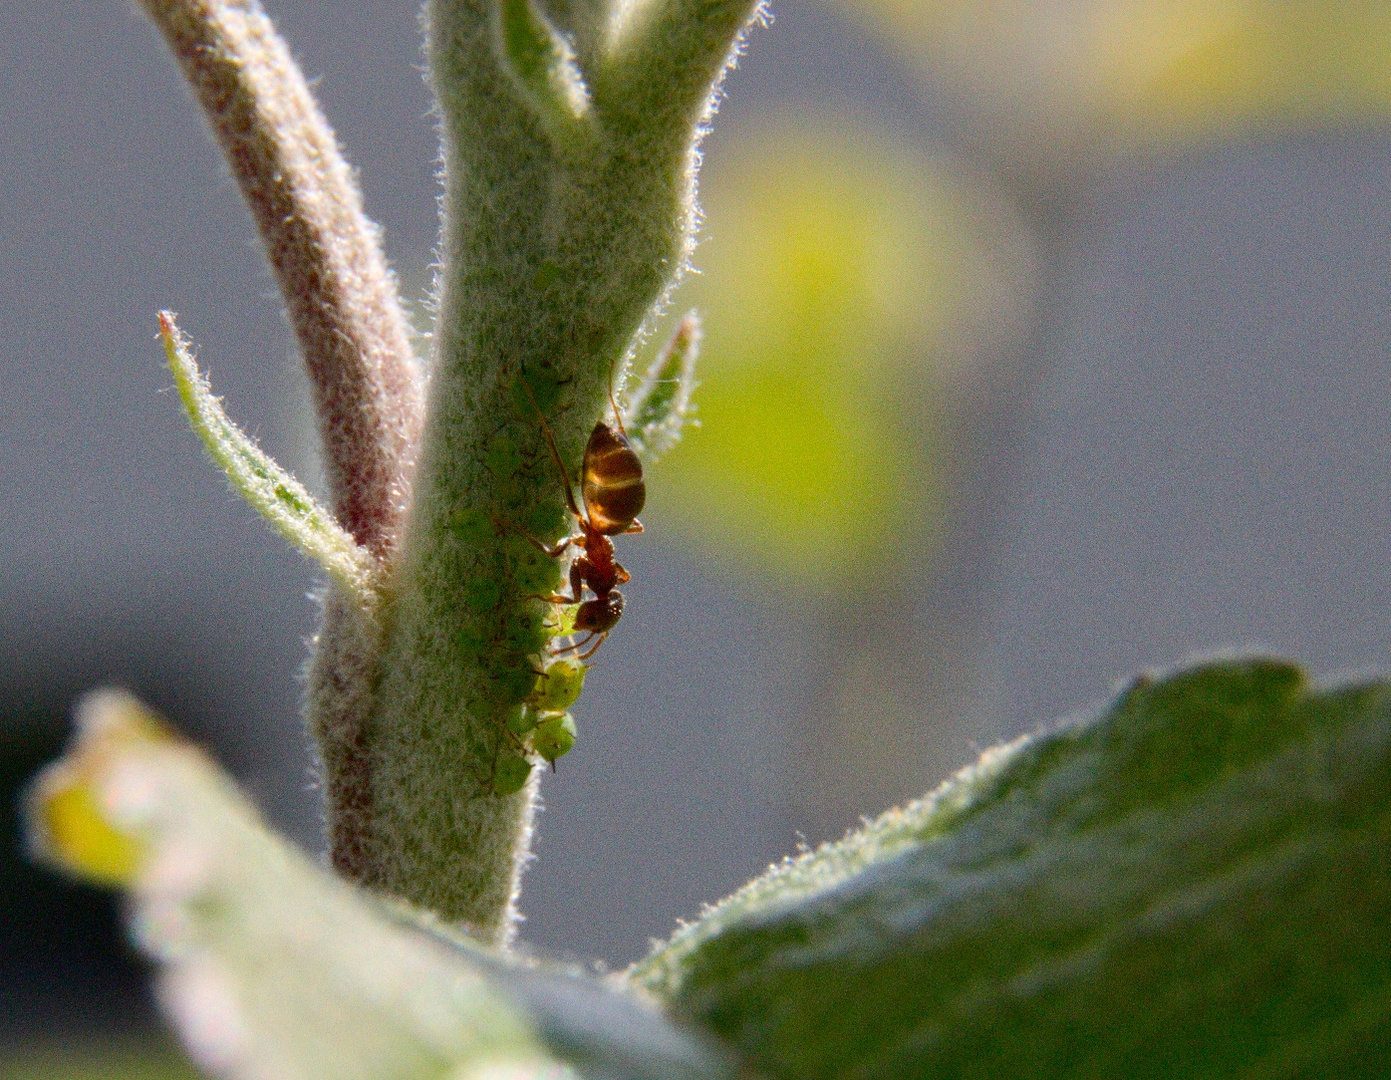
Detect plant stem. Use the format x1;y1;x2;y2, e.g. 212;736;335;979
139;0;422;557
145;0;758;940
138;0;423;892
328;0;758;938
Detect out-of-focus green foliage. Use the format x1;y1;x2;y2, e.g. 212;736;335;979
25;659;1391;1079
0;1042;202;1080
632;656;1391;1079
646;118;999;589
838;0;1391;156
23;690;732;1080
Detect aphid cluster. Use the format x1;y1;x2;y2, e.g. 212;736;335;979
491;381;647;795
492;656;586;795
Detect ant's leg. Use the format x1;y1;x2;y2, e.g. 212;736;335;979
614;561;631;586
526;557;593;605
624;519;644;534
576;632;609;660
490;512;575;559
551;633;598;656
523;565;584;606
608;385;627;438
527;533;574;559
518;376;585;520
548;536;575;559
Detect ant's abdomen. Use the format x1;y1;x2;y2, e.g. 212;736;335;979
582;421;645;534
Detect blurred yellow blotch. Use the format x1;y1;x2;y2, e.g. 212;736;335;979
840;0;1391;149
649;117;990;588
26;690;174;887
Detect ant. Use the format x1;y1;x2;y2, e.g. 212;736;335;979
521;376;645;661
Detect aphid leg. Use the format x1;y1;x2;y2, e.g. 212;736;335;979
492;718;529;757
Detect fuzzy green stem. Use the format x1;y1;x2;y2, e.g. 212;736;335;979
143;0;755;937
329;0;757;937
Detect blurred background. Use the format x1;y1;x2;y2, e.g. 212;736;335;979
8;0;1391;1073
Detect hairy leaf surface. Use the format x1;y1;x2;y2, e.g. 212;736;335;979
632;657;1391;1079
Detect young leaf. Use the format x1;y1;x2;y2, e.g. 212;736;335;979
26;690;733;1080
622;311;700;460
631;656;1391;1079
495;0;594;144
160;313;381;611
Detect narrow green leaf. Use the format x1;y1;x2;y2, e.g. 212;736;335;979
138;0;423;561
159;313;380;610
631;656;1391;1079
621;311;699;461
495;0;594;141
595;0;764;135
26;690;733;1080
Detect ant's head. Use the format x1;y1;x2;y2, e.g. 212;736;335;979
574;590;623;633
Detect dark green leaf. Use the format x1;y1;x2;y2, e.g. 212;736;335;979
633;657;1391;1079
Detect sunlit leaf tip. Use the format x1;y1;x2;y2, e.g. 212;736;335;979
24;689;174;886
623;310;700;460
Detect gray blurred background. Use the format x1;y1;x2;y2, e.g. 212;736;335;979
6;0;1391;1065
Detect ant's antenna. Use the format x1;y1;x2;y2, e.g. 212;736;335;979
519;373;583;521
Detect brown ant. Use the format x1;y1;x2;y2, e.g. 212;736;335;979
521;377;645;660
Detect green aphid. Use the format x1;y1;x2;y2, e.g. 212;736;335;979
486;434;522;477
509;367;563;417
505;705;540;736
463;575;502;613
510;545;556;594
492;661;539;703
456;620;487;652
493;750;533;796
532;713;577;763
505;634;548;665
526;500;568;540
448;506;494;545
542;604;579;637
530;658;587;713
